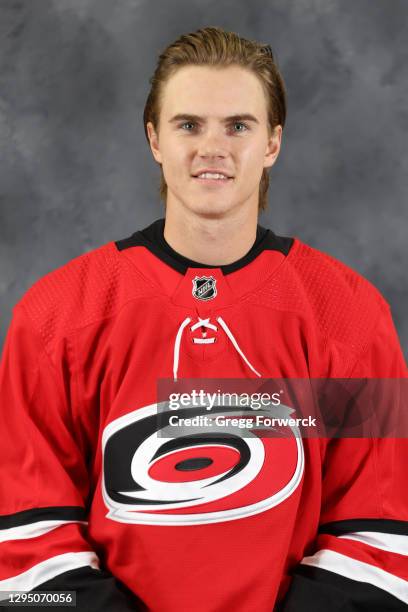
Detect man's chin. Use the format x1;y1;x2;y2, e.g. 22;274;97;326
184;200;238;219
166;188;243;218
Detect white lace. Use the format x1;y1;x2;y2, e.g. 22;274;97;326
173;316;262;381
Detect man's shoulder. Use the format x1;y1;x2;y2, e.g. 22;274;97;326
18;240;115;303
15;239;153;350
259;236;390;350
288;238;387;305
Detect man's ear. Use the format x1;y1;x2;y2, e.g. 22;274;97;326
264;125;282;170
146;121;163;164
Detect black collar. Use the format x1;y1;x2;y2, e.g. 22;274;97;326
115;218;293;275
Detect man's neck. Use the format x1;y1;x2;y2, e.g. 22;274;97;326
163;206;259;267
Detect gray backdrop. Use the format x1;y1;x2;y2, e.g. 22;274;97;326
1;0;407;358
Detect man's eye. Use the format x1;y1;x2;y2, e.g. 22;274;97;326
232;122;249;132
180;122;196;130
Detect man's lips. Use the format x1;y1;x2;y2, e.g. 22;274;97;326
192;170;234;179
192;175;234;185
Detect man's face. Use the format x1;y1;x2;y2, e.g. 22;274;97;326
147;65;281;218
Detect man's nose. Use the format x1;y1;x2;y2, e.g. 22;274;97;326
197;129;228;157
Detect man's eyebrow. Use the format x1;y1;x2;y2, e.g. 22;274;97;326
168;113;259;124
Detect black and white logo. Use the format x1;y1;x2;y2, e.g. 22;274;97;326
192;276;217;301
102;402;304;526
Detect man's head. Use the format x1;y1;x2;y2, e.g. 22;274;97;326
144;27;286;217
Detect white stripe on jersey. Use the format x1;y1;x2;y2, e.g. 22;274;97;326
0;551;99;600
338;531;408;556
301;549;408;604
0;520;87;543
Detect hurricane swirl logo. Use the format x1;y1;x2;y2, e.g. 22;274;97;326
102;402;304;525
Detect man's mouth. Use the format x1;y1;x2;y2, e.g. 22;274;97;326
192;172;234;182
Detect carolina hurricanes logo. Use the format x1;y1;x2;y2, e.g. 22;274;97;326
102;403;304;526
192;276;217;301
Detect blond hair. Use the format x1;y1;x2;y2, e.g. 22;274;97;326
143;26;286;210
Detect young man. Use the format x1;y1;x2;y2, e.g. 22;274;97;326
0;27;407;611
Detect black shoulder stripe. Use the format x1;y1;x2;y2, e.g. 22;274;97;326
116;233;145;252
277;565;407;611
266;231;294;257
0;506;87;529
28;567;145;612
319;518;408;536
116;231;189;274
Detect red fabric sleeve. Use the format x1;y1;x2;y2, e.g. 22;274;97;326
281;303;408;610
0;305;139;611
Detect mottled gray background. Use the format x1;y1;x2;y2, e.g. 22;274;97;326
1;0;407;357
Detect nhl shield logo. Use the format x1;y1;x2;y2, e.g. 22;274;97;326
192;276;217;301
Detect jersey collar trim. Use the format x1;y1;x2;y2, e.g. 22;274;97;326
115;218;294;276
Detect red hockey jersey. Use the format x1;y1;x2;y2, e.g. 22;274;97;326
0;219;407;611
